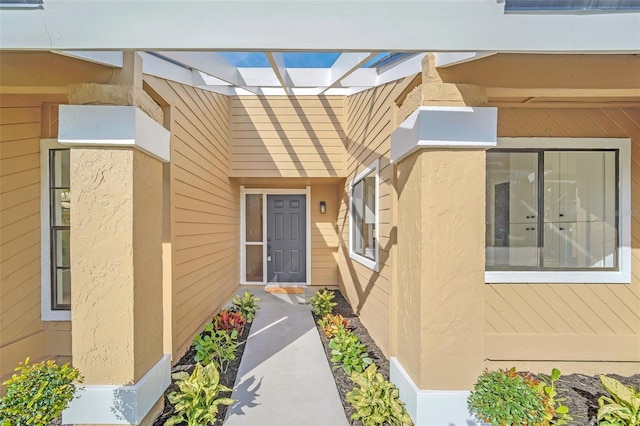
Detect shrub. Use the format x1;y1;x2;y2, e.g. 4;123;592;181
193;323;239;373
231;290;260;323
309;289;337;317
0;358;83;426
328;328;372;375
213;310;247;333
597;375;640;426
317;313;350;338
346;364;413;426
166;362;234;426
468;367;571;426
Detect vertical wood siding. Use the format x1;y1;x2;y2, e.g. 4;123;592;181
486;108;640;361
0;95;70;382
337;78;413;355
144;77;240;360
229;96;345;177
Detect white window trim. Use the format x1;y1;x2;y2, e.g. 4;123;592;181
40;139;71;321
349;159;380;272
239;186;311;286
485;137;631;284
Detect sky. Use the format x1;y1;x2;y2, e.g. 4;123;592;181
219;52;389;68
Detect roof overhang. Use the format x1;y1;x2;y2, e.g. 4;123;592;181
0;0;639;52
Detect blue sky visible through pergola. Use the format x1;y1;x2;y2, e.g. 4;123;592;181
220;52;389;68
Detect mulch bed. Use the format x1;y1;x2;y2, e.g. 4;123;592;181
312;290;389;426
313;289;640;426
152;322;252;426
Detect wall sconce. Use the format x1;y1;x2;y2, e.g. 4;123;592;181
319;201;327;214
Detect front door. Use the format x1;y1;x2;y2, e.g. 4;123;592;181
267;194;306;283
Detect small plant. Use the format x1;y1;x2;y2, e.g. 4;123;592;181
537;368;572;425
317;313;350;338
193;323;239;372
309;289;337;317
328;328;372;375
213;309;247;333
346;364;413;426
0;358;83;426
468;367;571;426
231;290;260;323
597;375;640;426
165;362;234;426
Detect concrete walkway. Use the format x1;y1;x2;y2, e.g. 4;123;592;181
223;287;349;426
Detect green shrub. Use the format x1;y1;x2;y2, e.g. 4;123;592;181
317;313;350;338
166;362;234;426
213;309;247;333
231;291;260;323
309;289;337;317
328;328;372;375
346;364;413;426
468;367;571;426
193;323;239;373
598;375;640;426
0;358;83;426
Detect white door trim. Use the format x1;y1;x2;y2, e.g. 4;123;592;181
240;186;311;286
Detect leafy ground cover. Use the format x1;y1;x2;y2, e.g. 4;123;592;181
314;290;639;426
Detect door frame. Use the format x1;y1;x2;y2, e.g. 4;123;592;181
240;186;311;285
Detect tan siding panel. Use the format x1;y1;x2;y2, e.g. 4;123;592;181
487;107;640;361
144;76;240;360
230;96;346;177
337;77;416;356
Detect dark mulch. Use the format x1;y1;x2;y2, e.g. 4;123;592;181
152;322;252;426
549;372;639;426
313;290;640;426
312;290;389;426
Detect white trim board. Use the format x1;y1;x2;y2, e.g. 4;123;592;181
240;186;312;286
2;1;638;51
485;137;631;284
389;358;483;426
63;354;171;425
58;105;170;163
40;139;71;321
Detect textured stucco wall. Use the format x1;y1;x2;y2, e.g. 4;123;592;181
70;147;163;385
396;149;486;390
132;149;163;382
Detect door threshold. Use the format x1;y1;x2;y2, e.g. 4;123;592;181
265;282;307;288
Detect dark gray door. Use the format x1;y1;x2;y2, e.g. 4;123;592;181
267;194;306;283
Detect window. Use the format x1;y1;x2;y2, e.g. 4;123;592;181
41;140;71;320
350;160;379;271
485;138;631;284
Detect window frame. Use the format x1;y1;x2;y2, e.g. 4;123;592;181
40;139;71;321
485;137;631;284
349;159;380;272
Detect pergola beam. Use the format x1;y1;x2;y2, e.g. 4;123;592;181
319;52;377;94
265;52;293;94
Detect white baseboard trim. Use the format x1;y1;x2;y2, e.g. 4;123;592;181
390;357;483;426
63;354;171;425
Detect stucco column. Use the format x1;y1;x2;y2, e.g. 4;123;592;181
388;54;497;425
58;105;171;425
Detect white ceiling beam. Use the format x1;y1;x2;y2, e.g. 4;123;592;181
1;1;638;52
54;50;123;67
265;52;293;94
319;52;377;94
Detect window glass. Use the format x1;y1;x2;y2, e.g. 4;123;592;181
351;170;376;261
245;194;263;242
49;149;71;310
486;149;617;271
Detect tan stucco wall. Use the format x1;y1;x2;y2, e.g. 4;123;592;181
0;94;72;387
229;96;346;178
485;107;640;368
396;149;486;390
